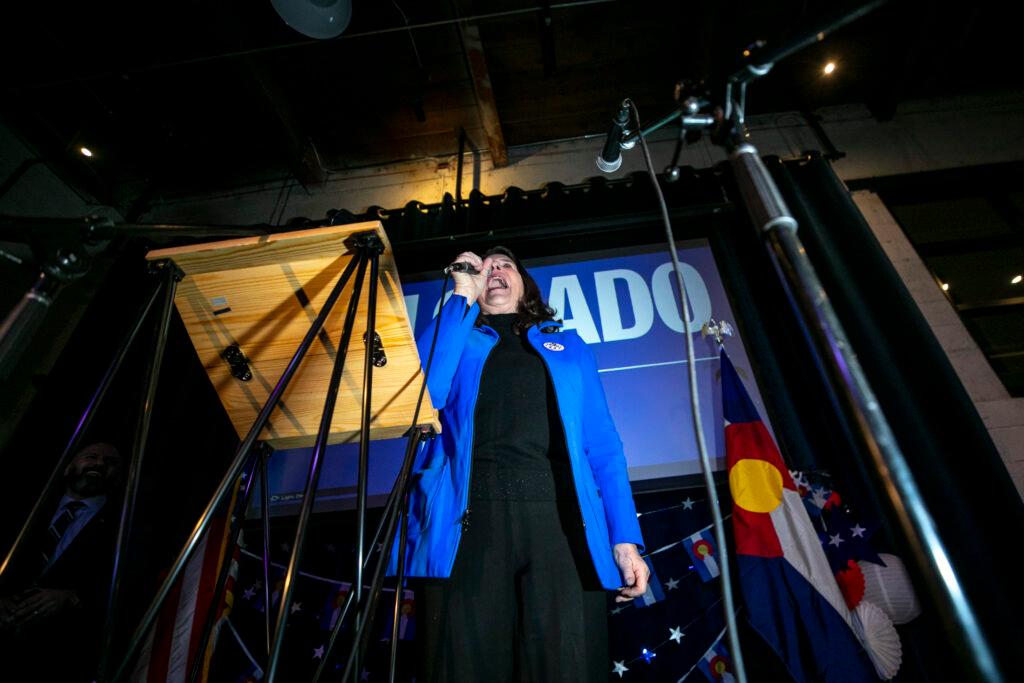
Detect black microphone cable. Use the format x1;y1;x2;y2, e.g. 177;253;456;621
409;273;452;427
625;98;749;683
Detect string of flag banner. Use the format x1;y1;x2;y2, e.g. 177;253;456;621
618;514;733;612
237;546;404;594
675;627;730;683
225;618;265;680
635;497;704;518
612;585;752;681
642;514;731;560
610;595;729;678
216;543;416;681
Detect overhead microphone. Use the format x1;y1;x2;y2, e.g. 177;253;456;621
595;101;632;173
443;261;479;276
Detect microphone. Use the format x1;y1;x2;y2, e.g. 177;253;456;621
443;261;479;276
595;101;631;173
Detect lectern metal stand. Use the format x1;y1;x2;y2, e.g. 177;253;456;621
102;223;439;683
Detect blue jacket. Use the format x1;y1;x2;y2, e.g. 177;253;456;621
389;294;645;590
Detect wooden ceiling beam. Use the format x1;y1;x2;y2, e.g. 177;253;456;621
459;22;509;168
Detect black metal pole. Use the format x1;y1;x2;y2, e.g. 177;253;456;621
97;258;183;680
729;0;888;83
456;128;466;206
185;445;265;683
351;239;383;683
260;444;273;658
338;427;421;683
109;245;364;683
0;277;163;582
264;249;370;682
312;426;426;683
310;428;426;683
387;486;411;683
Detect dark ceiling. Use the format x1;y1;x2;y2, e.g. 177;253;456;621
1;0;1020;216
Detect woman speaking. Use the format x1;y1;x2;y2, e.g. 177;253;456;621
393;246;648;681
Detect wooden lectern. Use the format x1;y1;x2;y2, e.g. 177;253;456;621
145;221;440;446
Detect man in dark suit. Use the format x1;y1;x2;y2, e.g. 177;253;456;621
0;442;123;681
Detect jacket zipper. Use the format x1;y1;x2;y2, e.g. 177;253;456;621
450;326;499;568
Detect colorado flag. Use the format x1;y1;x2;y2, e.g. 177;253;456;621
633;556;666;608
697;639;734;682
682;529;720;582
721;350;874;682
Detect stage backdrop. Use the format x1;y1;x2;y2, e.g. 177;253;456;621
255;241;772;516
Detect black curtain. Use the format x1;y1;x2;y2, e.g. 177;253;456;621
719;152;1024;680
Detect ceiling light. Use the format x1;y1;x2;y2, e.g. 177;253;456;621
271;0;351;39
1012;274;1023;285
941;282;950;292
79;146;94;157
823;62;836;76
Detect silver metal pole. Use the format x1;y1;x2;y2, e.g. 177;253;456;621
98;259;183;679
730;143;1003;682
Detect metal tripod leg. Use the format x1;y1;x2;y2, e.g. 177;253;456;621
311;426;430;683
351;238;383;683
260;443;273;657
264;247;371;682
339;429;428;682
97;258;184;679
387;479;411;683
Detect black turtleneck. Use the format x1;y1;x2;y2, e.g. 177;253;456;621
470;313;571;500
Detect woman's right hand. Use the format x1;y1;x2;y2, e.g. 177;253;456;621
450;251;491;303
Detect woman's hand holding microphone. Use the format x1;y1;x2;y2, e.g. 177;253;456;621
450;251;493;304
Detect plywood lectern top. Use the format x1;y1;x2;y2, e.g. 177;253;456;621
146;222;440;448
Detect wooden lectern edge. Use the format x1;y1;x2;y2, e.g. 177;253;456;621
145;222;387;261
143;222;392;280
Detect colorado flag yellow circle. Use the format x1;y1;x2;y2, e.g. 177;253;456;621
730;458;784;513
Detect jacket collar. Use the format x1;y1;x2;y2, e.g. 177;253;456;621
528;320;563;337
477;316;562;338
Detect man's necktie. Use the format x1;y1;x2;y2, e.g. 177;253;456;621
40;500;86;568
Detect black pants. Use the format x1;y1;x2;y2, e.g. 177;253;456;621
415;495;609;682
